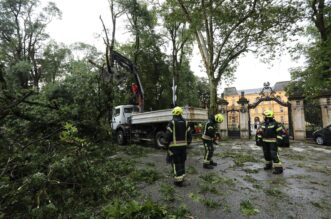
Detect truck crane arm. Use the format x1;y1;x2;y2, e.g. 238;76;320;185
110;50;144;112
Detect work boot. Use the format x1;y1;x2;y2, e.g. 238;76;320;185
174;181;183;187
264;163;272;170
203;163;214;169
272;167;283;174
210;160;218;166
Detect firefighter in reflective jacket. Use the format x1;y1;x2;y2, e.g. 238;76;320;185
165;106;191;187
202;113;224;169
256;110;285;174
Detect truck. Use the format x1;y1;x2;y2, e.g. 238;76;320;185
109;51;208;147
112;105;208;147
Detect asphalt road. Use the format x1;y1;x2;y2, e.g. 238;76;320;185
131;140;331;219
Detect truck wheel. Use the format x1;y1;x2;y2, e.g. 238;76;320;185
155;131;166;148
117;129;126;145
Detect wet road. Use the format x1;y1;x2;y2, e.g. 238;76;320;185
133;140;331;219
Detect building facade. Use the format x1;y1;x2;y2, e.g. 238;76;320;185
223;81;289;134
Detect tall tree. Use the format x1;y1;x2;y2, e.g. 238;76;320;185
160;0;193;106
288;0;331;98
0;0;61;89
42;41;71;83
114;0;174;110
177;0;302;114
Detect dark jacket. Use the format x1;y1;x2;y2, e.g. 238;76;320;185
257;118;285;143
202;116;216;141
166;115;191;147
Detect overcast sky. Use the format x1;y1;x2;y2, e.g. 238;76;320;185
46;0;305;92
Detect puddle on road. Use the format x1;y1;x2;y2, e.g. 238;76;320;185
291;147;305;152
248;144;261;151
309;147;331;154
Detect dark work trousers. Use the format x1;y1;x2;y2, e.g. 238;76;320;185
262;142;280;164
169;146;187;182
203;139;214;164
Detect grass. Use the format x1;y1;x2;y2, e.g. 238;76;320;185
145;162;155;167
308;165;331;175
267;177;287;186
243;175;257;184
309;180;328;187
130;168;162;184
240;200;260;217
198;183;220;195
188;193;221;209
217;151;260;167
159;183;175;202
201;198;221;209
311;199;331;210
188;192;202;202
120;144;151;157
283;153;306;161
187;165;198;174
243;168;259;174
264;188;284;198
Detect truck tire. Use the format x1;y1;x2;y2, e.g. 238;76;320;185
116;129;127;145
155;131;167;148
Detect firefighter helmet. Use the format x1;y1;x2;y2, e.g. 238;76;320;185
172;106;183;116
263;110;274;118
215;113;224;123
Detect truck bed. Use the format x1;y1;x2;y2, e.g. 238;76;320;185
131;107;208;124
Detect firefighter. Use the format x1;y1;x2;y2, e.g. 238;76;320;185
202;113;224;169
256;110;285;174
165;106;191;187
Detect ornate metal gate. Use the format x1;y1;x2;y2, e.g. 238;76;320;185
227;107;241;138
248;82;293;139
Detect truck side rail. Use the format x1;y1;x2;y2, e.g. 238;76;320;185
130;107;208;124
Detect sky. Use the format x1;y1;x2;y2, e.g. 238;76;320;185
46;0;305;92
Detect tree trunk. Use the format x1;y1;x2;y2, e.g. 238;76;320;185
209;77;217;116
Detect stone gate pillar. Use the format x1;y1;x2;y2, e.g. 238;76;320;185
238;92;249;139
218;94;229;138
289;97;306;140
319;93;331;127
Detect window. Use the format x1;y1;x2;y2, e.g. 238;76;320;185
113;108;120;117
281;116;284;123
280;107;284;112
124;107;139;113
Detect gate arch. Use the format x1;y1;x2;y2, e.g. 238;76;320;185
247;82;293;138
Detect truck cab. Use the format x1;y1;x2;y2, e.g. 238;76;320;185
112;105;139;130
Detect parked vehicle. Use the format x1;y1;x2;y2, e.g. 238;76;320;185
313;125;331;145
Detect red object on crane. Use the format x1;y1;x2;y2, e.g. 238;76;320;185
131;83;139;94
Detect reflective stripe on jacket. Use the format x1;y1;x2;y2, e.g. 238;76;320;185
258;119;285;143
166;116;191;147
202;119;215;141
